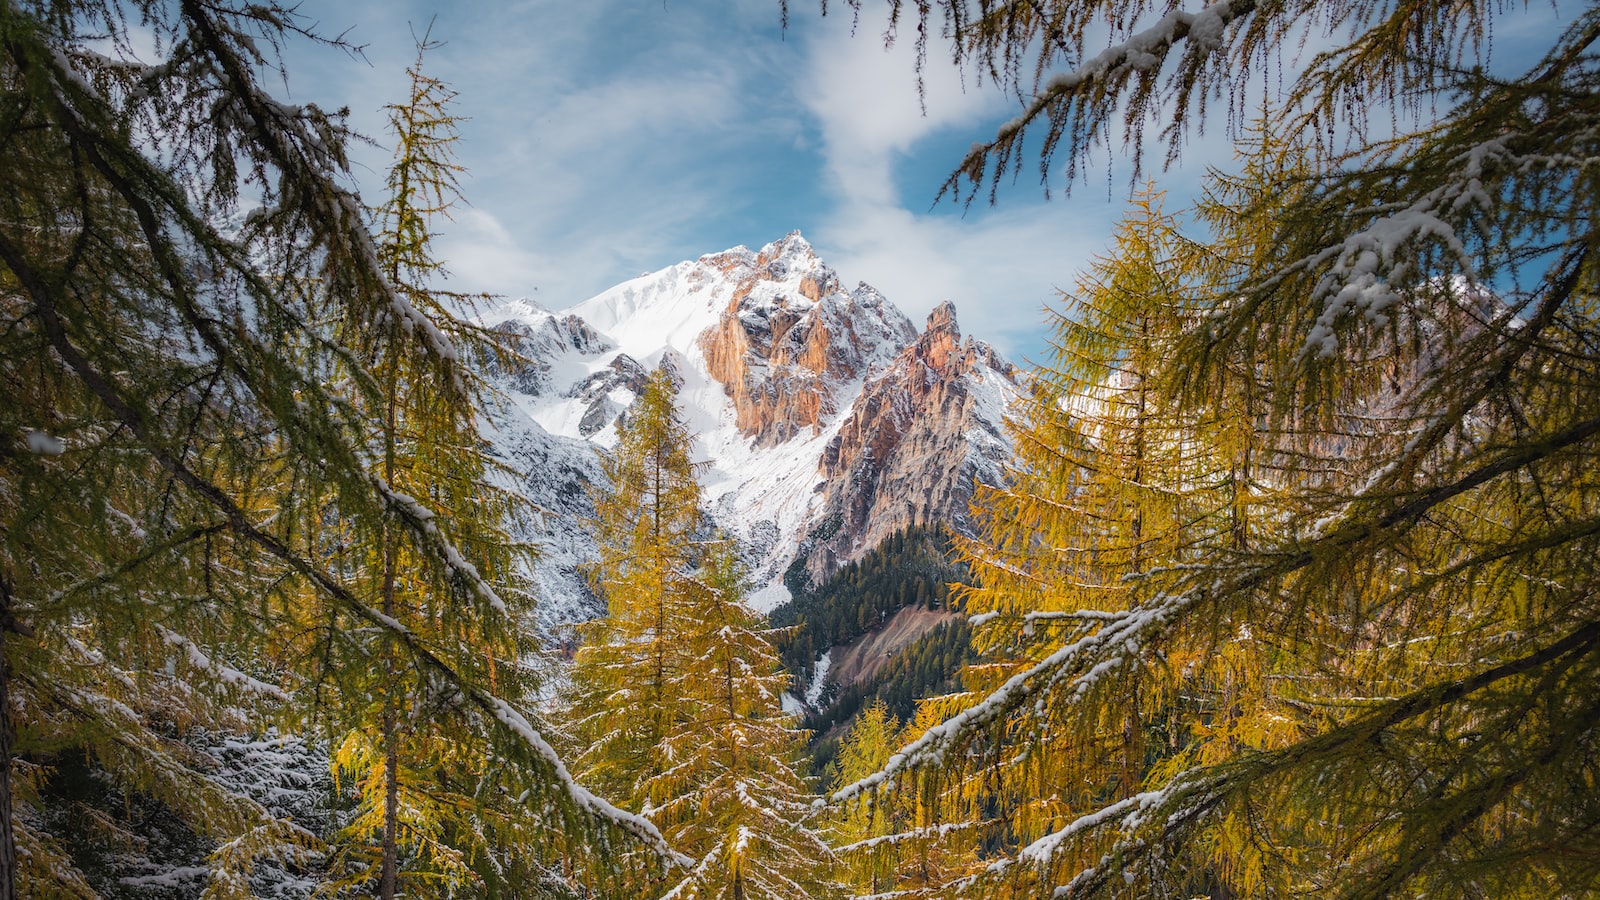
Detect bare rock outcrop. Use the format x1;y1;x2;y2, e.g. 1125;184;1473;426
479;233;1022;615
803;302;1019;585
698;233;915;447
490;309;613;396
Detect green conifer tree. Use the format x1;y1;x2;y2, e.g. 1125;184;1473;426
0;3;677;894
300;37;549;899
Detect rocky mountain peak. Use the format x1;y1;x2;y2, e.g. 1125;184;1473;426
487;307;614;396
802;299;1021;586
756;229;818;271
919;301;962;371
697;235;914;447
925;300;959;334
480;232;1022;617
698;231;820;289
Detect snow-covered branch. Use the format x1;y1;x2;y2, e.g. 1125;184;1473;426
957;0;1255;182
374;478;509;614
829;589;1199;805
156;625;289;701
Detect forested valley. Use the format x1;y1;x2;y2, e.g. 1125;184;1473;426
2;1;1597;899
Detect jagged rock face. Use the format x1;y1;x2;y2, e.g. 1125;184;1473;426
490;307;612;396
565;353;649;437
805;302;1019;584
477;232;1022;618
486;405;608;639
698;235;915;447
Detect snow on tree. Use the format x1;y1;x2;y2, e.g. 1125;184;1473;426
0;3;675;896
289;35;569;899
566;369;841;898
819;1;1600;896
566;368;707;811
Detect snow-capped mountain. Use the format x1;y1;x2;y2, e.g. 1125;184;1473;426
482;232;1023;629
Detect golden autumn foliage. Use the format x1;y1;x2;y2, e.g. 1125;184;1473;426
566;370;841;899
822;2;1600;896
1;5;676;897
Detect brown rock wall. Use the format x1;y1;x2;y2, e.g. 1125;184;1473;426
696;234;903;447
804;302;1019;585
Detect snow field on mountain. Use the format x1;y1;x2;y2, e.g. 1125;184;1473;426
480;232;1019;624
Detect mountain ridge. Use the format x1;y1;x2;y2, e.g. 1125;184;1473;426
481;231;1023;628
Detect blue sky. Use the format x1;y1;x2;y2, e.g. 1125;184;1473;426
275;1;1573;364
272;0;1155;363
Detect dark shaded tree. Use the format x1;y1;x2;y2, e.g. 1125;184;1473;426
0;2;674;895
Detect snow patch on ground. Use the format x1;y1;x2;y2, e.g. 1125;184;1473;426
804;650;833;708
781;691;806;716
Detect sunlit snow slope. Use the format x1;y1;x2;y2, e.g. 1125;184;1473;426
481;232;1022;627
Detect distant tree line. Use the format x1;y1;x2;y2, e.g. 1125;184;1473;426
769;524;967;686
806;617;974;781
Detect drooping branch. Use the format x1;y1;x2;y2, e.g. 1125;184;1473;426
942;0;1258;203
0;229;688;868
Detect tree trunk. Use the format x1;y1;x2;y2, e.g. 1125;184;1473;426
379;517;399;898
0;578;19;900
381;688;399;899
379;538;400;897
380;377;400;900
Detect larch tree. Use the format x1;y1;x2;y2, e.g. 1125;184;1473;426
828;700;905;896
908;187;1220;895
818;1;1600;897
828;695;985;899
567;370;839;899
296;37;549;899
567;367;706;810
0;2;678;896
652;537;838;900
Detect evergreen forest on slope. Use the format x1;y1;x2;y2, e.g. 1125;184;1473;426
2;1;1598;899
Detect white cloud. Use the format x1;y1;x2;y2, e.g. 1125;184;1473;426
795;6;1120;361
433;207;542;297
278;2;1276;362
791;3;1329;361
282;0;1120;356
801;12;992;204
286;0;811;307
817;201;1116;364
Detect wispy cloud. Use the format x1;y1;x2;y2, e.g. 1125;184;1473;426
801;12;991;205
279;1;1267;361
286;0;811;306
795;7;1124;360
